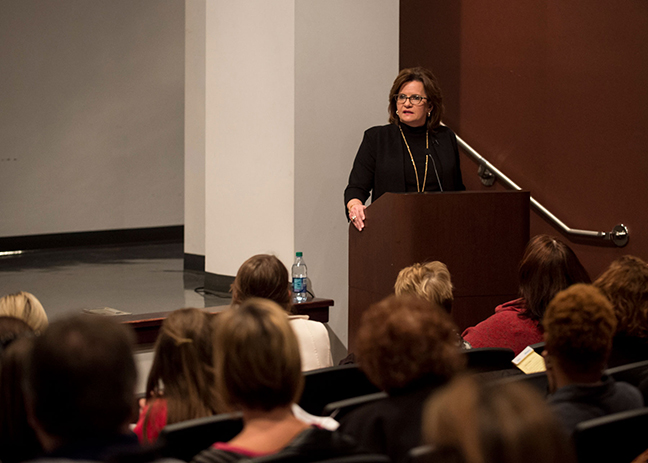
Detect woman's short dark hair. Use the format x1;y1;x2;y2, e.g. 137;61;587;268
518;235;591;323
356;295;464;393
388;67;445;130
543;284;616;375
27;315;136;440
231;254;292;313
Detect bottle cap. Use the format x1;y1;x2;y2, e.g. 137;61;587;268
296;252;303;257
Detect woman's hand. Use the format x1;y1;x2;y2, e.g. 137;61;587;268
347;200;367;231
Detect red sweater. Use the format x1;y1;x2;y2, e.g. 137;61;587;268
461;298;543;355
134;399;168;444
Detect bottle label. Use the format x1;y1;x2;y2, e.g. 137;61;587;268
292;277;306;293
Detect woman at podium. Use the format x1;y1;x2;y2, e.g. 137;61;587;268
344;67;465;231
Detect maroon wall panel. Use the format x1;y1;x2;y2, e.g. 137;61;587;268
401;0;648;285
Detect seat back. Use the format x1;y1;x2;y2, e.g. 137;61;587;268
298;364;380;415
574;407;648;463
157;412;244;461
406;445;464;463
493;371;549;396
606;359;648;387
463;347;515;373
322;391;388;421
251;454;391;463
529;341;545;355
315;455;391;463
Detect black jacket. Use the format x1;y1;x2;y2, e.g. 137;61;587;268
344;123;465;216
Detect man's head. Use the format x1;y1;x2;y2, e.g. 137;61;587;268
27;314;136;445
543;284;616;384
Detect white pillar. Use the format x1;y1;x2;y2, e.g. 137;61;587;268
186;0;399;356
184;0;206;264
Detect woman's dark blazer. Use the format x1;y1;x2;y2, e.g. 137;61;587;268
344;123;465;213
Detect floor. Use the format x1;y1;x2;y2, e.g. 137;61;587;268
0;242;231;321
0;242;231;395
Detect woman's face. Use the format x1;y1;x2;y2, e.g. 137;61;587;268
396;80;433;128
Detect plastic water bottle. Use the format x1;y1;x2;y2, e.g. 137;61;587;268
292;252;308;303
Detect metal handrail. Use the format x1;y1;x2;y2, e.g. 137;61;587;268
454;133;629;247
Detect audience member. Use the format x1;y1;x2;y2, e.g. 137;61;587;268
25;314;139;462
134;308;219;444
0;291;48;333
192;299;358;463
0;327;41;463
594;255;648;367
543;284;643;435
0;315;34;353
231;254;333;371
395;261;470;348
423;375;575;463
462;235;590;355
339;295;465;463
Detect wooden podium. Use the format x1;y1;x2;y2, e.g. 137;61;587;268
348;191;530;352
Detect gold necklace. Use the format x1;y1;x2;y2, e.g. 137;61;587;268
399;125;428;193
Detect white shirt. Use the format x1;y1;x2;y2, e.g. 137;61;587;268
289;315;333;371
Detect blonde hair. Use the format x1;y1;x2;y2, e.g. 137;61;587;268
394;262;453;313
0;292;48;333
423;376;573;463
214;299;303;411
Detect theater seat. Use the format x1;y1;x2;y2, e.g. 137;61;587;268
606;359;648;387
323;391;389;421
574;407;648;463
298;364;380;416
493;371;549;396
462;347;515;373
157;412;243;462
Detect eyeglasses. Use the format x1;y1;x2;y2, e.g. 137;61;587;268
396;94;428;105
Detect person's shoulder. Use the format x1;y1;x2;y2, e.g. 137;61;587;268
611;380;644;405
340;395;396;431
291;317;327;331
269;427;359;461
494;298;527;314
364;124;398;137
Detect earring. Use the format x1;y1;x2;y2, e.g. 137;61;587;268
396;110;399;115
427;111;431;117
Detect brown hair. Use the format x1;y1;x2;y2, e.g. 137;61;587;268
356;295;464;393
144;308;219;438
0;316;33;353
231;254;292;313
394;261;453;313
0;337;42;462
423;375;573;463
518;235;591;323
214;299;303;411
0;292;48;333
594;255;648;338
27;314;136;440
388;67;445;130
543;284;616;375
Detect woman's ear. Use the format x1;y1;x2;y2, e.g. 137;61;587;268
543;350;557;394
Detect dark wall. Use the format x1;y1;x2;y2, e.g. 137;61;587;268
401;0;648;280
